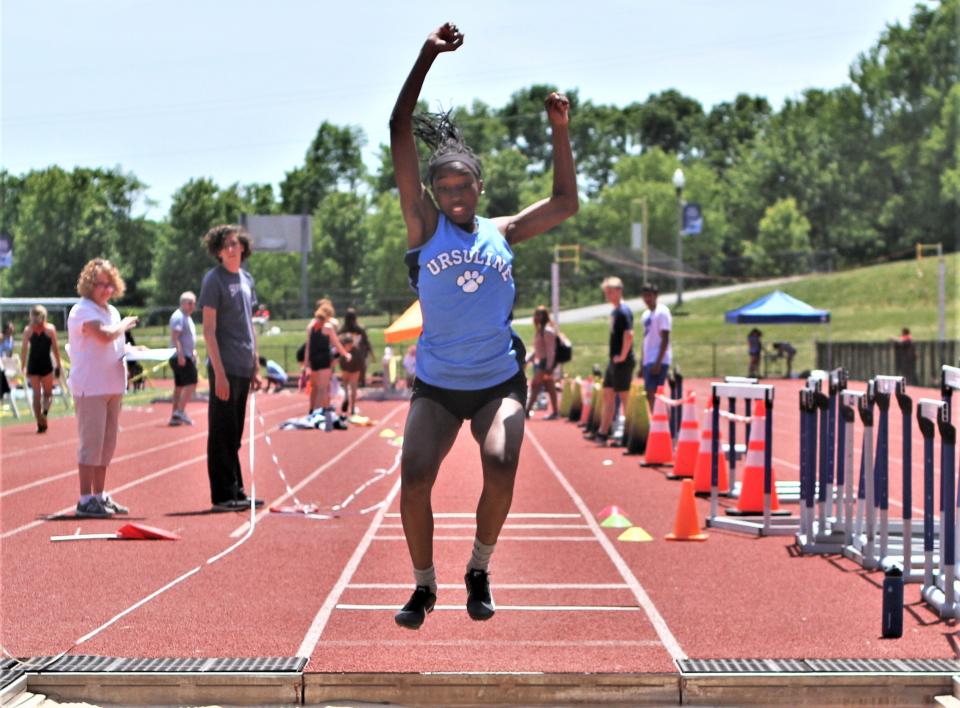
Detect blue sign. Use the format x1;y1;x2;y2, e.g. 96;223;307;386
0;233;11;269
682;203;703;235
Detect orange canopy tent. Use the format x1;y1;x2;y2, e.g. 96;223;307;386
384;300;422;344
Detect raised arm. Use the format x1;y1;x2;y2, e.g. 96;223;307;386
389;23;463;249
496;93;579;245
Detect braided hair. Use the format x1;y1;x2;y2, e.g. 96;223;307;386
412;109;483;184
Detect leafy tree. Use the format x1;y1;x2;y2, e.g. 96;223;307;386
636;90;705;158
6;167;148;300
311;191;369;299
700;94;771;172
744;197;812;276
280;122;367;214
360;192;413;315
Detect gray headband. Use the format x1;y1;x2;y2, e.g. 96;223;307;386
428;152;482;182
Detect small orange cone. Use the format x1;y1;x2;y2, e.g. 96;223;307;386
665;479;708;541
729;400;785;515
692;406;729;494
668;391;699;479
643;386;674;465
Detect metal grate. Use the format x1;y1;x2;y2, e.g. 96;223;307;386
679;658;810;673
22;655;306;673
681;658;960;674
0;667;24;690
806;658;960;673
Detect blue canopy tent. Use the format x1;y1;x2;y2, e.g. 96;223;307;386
724;290;830;324
725;290;830;377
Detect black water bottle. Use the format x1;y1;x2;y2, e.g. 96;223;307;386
882;565;904;638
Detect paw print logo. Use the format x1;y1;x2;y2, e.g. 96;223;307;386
456;270;484;293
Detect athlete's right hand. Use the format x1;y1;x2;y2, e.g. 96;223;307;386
215;371;230;401
426;22;463;53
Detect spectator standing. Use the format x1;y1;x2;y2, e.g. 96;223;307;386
305;302;351;415
338;332;364;415
588;277;635;442
894;327;917;385
67;258;137;516
339;307;374;387
640;283;672;410
20;304;63;433
525;305;559;420
2;321;15;356
198;224;264;512
402;344;417;389
168;291;198;426
747;327;762;378
772;341;796;378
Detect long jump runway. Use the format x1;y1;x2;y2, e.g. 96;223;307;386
1;379;957;704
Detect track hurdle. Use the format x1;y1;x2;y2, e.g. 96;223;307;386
836;388;863;546
842;380;880;569
705;381;797;536
721;375;757;497
796;381;847;553
920;364;960;618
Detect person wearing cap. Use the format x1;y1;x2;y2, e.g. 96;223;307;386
587;276;635;444
639;282;671;410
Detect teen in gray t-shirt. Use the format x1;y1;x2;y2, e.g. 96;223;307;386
197;265;258;378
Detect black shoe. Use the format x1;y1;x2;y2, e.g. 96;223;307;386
464;568;495;621
211;499;247;512
395;586;436;630
235;494;265;508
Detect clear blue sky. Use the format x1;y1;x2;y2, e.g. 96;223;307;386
1;0;924;220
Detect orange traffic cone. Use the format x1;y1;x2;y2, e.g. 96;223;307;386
665;479;708;541
728;399;786;516
692;406;729;494
643;386;674;465
667;391;699;479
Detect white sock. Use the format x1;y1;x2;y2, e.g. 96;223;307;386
467;538;496;573
413;565;437;594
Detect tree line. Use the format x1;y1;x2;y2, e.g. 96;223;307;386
1;1;956;317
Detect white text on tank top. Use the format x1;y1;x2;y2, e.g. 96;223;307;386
412;214;518;390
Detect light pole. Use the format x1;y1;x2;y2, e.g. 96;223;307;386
672;167;685;307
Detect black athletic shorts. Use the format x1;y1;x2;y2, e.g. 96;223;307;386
170;356;198;387
411;370;527;422
603;357;636;393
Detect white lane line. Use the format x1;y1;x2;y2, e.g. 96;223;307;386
1;415;161;461
373;535;596;541
384;512;582;519
1;408;300;540
525;427;687;663
348;583;629;590
336;604;641;612
296;475;402;659
229;404;406;538
379;523;592;530
0;400;305;498
318;639;660;647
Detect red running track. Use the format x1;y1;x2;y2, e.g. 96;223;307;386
0;378;954;674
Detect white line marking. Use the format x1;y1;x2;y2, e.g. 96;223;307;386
379;523;592;530
384;512;583;519
0;400;305;498
229;405;406;538
295;463;403;660
318;639;660;647
525;427;687;663
373;535;596;541
336;604;641;612
347;583;629;590
1;415;160;460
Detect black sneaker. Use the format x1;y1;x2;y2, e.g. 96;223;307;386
394;585;436;630
464;568;495;621
235;494;265;508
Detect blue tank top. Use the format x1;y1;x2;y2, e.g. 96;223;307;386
406;214;519;390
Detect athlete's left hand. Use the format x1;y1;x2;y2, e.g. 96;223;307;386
545;92;569;127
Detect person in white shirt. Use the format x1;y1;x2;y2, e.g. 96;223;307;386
639;282;672;410
67;258;139;518
168;291;198;426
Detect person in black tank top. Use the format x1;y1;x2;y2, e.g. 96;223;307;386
304;302;351;415
20;304;63;433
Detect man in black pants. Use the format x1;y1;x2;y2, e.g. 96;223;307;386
587;276;635;443
198;224;264;512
